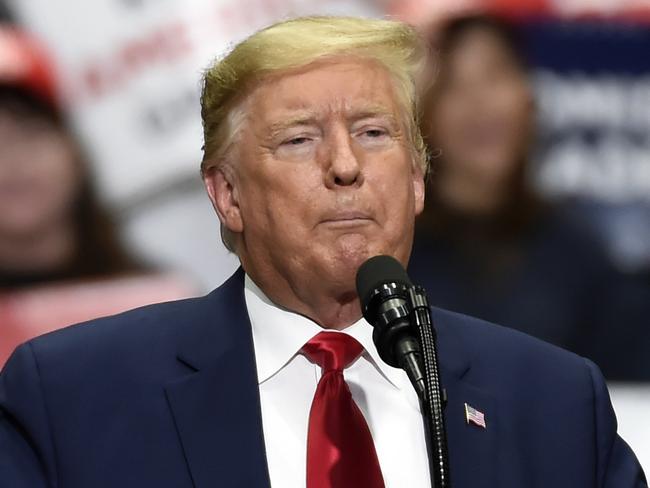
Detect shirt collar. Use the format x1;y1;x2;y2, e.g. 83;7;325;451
244;274;404;389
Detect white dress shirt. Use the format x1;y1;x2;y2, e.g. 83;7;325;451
244;274;432;487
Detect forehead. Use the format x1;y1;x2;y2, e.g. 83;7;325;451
247;58;402;124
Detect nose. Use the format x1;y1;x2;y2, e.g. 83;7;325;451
324;126;363;188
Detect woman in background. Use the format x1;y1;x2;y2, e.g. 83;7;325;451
0;26;193;366
409;14;648;380
0;27;145;288
0;83;146;288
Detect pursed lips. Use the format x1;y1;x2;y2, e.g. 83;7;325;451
320;210;374;226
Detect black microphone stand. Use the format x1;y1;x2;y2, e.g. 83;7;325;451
355;255;450;487
407;286;450;488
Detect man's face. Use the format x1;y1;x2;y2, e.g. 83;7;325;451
206;58;424;295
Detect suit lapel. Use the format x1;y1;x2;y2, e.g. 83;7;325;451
165;269;271;488
435;308;499;487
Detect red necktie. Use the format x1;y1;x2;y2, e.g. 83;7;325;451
302;332;385;488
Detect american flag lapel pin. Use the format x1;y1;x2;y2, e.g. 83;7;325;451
464;403;487;429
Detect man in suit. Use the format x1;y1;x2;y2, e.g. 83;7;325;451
1;16;647;488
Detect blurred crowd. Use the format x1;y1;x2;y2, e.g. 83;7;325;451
0;3;648;383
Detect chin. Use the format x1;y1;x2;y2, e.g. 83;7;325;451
328;233;396;275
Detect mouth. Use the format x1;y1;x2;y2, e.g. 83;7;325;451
320;211;374;228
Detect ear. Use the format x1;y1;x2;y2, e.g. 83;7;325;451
412;164;425;216
203;165;244;234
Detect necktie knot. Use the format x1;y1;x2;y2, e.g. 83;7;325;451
302;331;364;372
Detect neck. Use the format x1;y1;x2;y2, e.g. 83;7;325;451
241;256;362;330
0;222;76;275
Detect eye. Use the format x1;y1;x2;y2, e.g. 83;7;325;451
275;134;317;159
283;136;312;146
357;127;391;144
364;129;387;138
354;125;393;150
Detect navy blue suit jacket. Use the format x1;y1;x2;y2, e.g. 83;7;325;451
1;269;647;487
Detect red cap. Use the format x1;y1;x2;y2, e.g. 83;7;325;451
0;26;58;106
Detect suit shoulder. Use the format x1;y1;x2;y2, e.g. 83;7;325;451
26;293;214;368
5;271;246;406
432;306;592;384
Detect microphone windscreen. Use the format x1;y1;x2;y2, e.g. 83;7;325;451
355;255;412;311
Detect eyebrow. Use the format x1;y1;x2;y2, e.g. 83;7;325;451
348;106;399;127
266;105;399;137
267;113;320;138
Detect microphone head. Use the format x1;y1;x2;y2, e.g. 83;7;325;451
356;255;412;319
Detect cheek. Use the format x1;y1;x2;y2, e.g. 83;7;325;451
39;145;80;209
513;90;533;133
495;80;529;119
240;162;322;238
28;137;79;199
0;148;79;232
369;151;417;219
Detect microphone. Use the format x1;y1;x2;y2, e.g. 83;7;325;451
356;254;451;488
355;255;426;400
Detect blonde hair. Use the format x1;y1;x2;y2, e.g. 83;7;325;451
200;16;430;251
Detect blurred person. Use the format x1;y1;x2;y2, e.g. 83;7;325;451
0;16;646;487
0;82;144;287
0;26;194;365
409;14;649;380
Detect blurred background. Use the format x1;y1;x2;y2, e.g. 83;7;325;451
0;0;648;472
